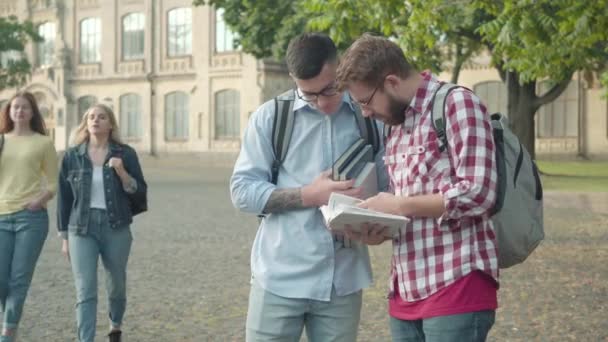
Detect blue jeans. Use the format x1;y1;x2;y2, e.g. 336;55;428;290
69;209;132;342
0;209;49;332
246;280;362;342
389;310;496;342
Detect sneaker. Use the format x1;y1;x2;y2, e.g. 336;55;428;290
108;330;122;342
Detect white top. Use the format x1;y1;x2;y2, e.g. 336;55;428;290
90;166;106;209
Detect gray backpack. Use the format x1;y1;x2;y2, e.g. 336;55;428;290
431;83;544;269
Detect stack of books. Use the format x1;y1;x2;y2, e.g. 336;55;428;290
332;138;377;199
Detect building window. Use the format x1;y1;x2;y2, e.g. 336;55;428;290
473;81;507;116
0;50;23;68
167;8;192;57
215;8;237;52
37;22;56;67
165;91;189;139
77;95;97;120
80;18;101;63
122;13;145;60
215;89;240;139
119;94;142;139
537;81;578;138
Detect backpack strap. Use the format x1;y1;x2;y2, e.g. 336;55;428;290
430;83;461;152
269;91;380;186
270;90;296;185
0;134;4;163
383;124;392;144
353;104;380;154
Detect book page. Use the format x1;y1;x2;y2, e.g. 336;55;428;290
321;192;409;237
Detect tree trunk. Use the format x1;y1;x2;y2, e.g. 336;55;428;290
451;43;464;84
506;71;540;160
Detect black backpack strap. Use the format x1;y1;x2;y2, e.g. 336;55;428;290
353;104;380;154
430;83;460;152
383;124;392;144
270;90;296;185
0;134;4;161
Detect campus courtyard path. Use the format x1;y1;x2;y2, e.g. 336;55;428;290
12;155;608;341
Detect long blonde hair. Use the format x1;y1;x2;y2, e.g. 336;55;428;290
71;103;123;146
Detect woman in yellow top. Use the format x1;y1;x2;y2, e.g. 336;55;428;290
0;92;58;342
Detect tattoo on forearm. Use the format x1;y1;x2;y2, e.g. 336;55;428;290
263;188;305;214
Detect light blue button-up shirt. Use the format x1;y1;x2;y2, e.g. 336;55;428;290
230;92;389;301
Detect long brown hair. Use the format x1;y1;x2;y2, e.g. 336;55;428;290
71;103;123;146
0;91;48;135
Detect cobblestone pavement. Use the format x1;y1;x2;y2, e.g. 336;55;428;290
10;156;608;341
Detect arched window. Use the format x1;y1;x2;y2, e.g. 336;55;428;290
122;13;145;60
80;18;101;63
215;89;240;139
473;81;507;116
37;22;56;66
119;94;142;139
77;95;97;120
167;8;192;57
165;91;189;139
537;81;578;138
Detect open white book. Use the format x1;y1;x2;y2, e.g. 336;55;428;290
320;193;408;238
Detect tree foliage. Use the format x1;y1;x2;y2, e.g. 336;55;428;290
0;16;41;91
193;0;307;59
194;0;608;157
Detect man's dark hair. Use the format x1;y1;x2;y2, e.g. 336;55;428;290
286;33;337;80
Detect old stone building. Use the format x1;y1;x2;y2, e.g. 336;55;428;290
0;0;292;155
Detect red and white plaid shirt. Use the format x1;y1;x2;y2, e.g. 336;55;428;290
385;72;499;302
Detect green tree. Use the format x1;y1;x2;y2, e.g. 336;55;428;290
193;0;308;59
195;0;608;158
0;16;41;91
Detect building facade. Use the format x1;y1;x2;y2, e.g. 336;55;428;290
0;0;293;154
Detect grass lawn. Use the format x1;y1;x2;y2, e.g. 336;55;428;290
536;160;608;192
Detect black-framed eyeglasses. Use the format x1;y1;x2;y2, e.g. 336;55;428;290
295;82;340;103
359;85;380;107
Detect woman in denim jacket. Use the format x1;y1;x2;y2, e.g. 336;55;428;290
0;92;58;342
57;104;147;342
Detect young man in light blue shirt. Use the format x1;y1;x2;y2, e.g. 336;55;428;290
230;33;389;341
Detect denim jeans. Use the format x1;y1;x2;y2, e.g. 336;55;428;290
0;209;49;333
69;208;132;342
246;280;362;342
389;310;496;342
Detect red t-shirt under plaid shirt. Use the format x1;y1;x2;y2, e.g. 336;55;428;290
384;72;499;302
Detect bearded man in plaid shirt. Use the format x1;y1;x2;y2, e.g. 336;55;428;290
337;34;499;342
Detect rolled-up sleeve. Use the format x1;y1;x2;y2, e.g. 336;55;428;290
229;102;278;215
437;89;497;228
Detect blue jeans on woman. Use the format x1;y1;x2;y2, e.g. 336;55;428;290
69;208;132;342
0;209;49;340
